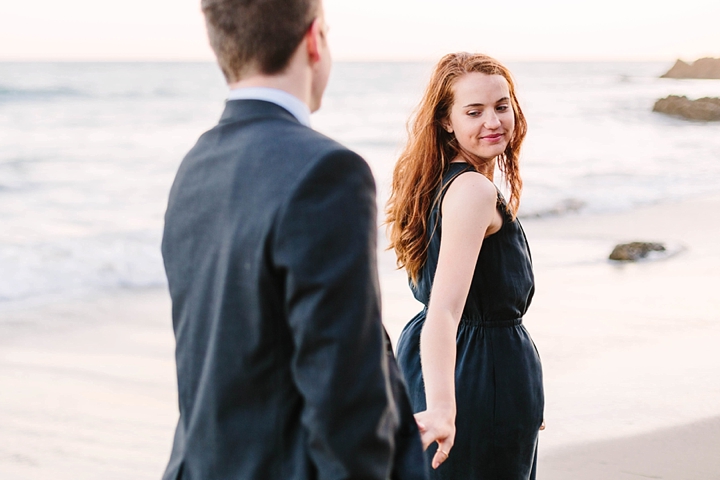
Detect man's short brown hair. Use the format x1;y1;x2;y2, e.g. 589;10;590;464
201;0;319;82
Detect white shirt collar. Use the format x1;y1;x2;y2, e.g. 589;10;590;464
227;87;312;127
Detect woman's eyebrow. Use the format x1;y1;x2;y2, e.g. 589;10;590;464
462;97;510;108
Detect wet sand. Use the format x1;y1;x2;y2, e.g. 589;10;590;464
0;290;177;480
540;416;720;479
1;194;720;478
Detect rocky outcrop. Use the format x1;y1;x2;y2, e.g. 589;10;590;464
661;58;720;79
609;242;666;262
653;96;720;121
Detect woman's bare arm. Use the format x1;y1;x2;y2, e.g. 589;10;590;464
415;171;501;469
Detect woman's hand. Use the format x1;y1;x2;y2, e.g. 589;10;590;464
415;407;456;469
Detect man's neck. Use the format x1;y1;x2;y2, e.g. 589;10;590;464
228;68;312;112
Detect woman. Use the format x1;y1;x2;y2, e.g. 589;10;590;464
387;53;544;479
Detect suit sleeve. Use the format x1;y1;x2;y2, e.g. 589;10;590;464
273;149;397;480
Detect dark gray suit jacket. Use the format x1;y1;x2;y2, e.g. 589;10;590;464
161;100;426;480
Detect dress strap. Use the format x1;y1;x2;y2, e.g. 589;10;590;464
426;163;474;244
433;163;473;210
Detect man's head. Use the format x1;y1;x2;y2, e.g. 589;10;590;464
201;0;322;83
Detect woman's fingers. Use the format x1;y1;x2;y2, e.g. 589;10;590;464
414;412;436;449
539;419;546;431
414;410;456;454
418;424;437;449
431;439;453;469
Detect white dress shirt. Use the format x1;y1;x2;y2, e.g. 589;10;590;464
227;87;311;127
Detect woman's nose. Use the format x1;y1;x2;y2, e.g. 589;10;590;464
484;111;501;128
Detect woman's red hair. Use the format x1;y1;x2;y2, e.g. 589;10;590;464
386;52;528;283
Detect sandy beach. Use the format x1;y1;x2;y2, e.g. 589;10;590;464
0;289;177;479
519;194;720;479
1;193;720;479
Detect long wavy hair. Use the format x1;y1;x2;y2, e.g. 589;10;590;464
386;52;528;283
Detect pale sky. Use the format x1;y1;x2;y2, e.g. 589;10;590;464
1;0;719;62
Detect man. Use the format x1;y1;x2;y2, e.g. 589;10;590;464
161;0;426;478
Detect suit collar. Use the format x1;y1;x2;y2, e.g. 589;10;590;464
219;99;304;127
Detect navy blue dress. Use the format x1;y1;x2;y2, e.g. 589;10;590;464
396;162;544;479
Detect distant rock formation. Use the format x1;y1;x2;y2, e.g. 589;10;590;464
609;242;666;262
660;58;720;79
653;95;720;121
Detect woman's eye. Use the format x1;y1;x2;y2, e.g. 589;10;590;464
467;110;481;116
497;104;509;112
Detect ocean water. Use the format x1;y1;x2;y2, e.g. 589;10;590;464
1;61;719;306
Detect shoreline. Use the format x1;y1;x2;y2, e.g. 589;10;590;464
1;193;720;478
523;193;720;476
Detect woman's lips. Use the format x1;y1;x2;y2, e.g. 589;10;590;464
481;133;504;143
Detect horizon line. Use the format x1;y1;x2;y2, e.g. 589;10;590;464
0;57;685;64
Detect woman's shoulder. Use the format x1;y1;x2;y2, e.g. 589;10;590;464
444;169;497;201
441;170;498;217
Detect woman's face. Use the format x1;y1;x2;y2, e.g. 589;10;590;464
445;72;515;162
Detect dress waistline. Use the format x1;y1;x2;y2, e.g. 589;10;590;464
418;307;523;328
461;317;523;328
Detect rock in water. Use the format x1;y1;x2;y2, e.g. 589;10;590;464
653;96;720;122
661;58;720;79
609;242;666;262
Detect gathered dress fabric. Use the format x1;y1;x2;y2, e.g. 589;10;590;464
396;162;544;479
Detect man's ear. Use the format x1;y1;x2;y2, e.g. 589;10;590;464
305;17;324;64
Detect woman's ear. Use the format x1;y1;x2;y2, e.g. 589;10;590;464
444;123;454;134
